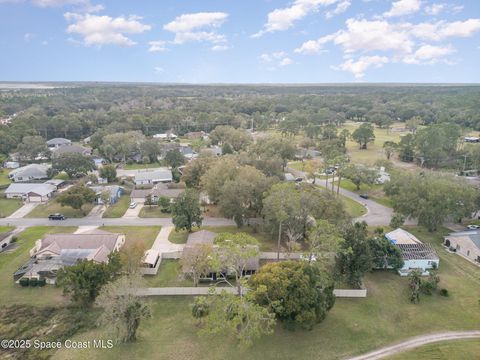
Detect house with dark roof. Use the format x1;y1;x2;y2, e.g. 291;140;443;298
444;230;480;266
385;228;439;276
51;144;92;157
46;138;72;149
8;164;50;182
182;230;260;281
14;230;125;284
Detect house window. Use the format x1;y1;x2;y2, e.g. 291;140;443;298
467;250;470;257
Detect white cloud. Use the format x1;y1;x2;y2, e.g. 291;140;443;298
403;44;455;63
410;19;480;41
154;66;164;73
253;0;339;37
163;12;228;45
384;0;421;18
279;57;294;66
65;13;151;46
424;3;444;15
148;40;167;53
325;0;351;19
211;44;230;51
24;32;36;41
334;55;388;78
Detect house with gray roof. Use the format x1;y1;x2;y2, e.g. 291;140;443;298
46;138;72;149
444;230;480;266
51;144;91;157
134;168;172;186
14;230;125;284
131;183;183;203
90;185;124;205
5;183;57;202
8;164;50;182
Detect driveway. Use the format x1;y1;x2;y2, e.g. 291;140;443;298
6;202;39;219
122;203;144;218
347;330;480;360
151;226;184;254
86;205;106;218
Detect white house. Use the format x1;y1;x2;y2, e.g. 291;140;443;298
4;161;19;169
375;166;391;185
385;228;439;276
444;230;480;266
134;168;172;186
5;183;56;202
153;129;177;140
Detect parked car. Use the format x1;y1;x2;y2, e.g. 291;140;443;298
359;194;369;200
48;213;66;220
295;177;303;182
129;202;137;209
466;224;480;230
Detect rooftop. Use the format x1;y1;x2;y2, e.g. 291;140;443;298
397;243;439;261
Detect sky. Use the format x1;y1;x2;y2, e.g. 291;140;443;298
1;0;480;83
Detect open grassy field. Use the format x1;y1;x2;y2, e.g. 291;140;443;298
122;162;162;170
102;195;130;218
0;196;23;218
0;170;11;186
50;225;480;360
340;195;368;217
26;200;95;218
139;206;172;218
99;226;161;249
0;226;76;307
387;339;480;360
169;225;277;251
340;121;406;166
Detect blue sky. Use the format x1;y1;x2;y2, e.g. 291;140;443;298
1;0;480;83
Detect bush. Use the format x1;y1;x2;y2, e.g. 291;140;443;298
19;278;29;287
126;159;134;165
439;288;449;297
29;278;38;287
38;278;47;287
10;236;18;243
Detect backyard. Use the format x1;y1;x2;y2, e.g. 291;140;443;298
50;226;480;360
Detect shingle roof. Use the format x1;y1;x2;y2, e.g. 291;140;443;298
46;138;71;146
135;169;172;182
187;230;217;245
52;144;91;156
445;230;480;250
9;164;49;179
5;183;56;196
397;243;439;261
131;183;183;199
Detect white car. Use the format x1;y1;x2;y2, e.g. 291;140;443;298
466;224;480;230
129;202;137;209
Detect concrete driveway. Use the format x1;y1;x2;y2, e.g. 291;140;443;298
7;202;39;219
86;205;106;218
122;203;144;218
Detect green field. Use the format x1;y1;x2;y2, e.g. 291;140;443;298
26;201;95;218
49;225;480;360
0;226;14;233
387;339;480;359
122;162;162;170
99;226;161;248
0;226;76;307
102;195;130;218
139;206;172;218
0;170;11;185
0;197;23;218
144;260;191;287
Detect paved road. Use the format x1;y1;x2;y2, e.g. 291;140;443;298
0;217;236;228
347;330;480;360
287;167;414;226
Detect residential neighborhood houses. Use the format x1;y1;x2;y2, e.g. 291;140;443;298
444;230;480;266
134;168;173;186
8;164;49;182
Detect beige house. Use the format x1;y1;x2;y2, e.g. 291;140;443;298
444;230;480;266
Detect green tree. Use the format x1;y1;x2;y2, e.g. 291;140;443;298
99;164;117;183
368;236;404;270
15;135;49;161
200;157;240;203
96;274;151;342
191;296;210;326
351;123;375;149
398;133;415;162
249;261;335;330
198;291;275;347
389;212;405;228
165;148;185;168
383;141;398;160
305;220;344;265
181;243;214;287
57;255;119;307
56;184;96;214
181;156;216;188
335;222;372;288
342;164;377;191
51;153;95;178
171;189;203;232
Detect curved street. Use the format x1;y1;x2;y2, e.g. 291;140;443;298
346;330;480;360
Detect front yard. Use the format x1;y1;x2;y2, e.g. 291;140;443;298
0;196;23;218
26;200;95;218
102;195;131;218
99;226;161;249
139;206;172;218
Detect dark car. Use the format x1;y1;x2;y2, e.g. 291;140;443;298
295;177;303;182
359;194;369;200
48;213;66;220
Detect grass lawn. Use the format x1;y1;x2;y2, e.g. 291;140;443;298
387;339;480;360
340;195;368;217
53;225;480;360
0;226;76;307
332;179;394;209
0;170;11;185
139;206;172;218
26;201;95;218
100;226;161;249
168;225;278;251
102;195;131;218
0;226;14;233
0;196;23;218
122;162;162;170
288;161;306;171
144;260;191;287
